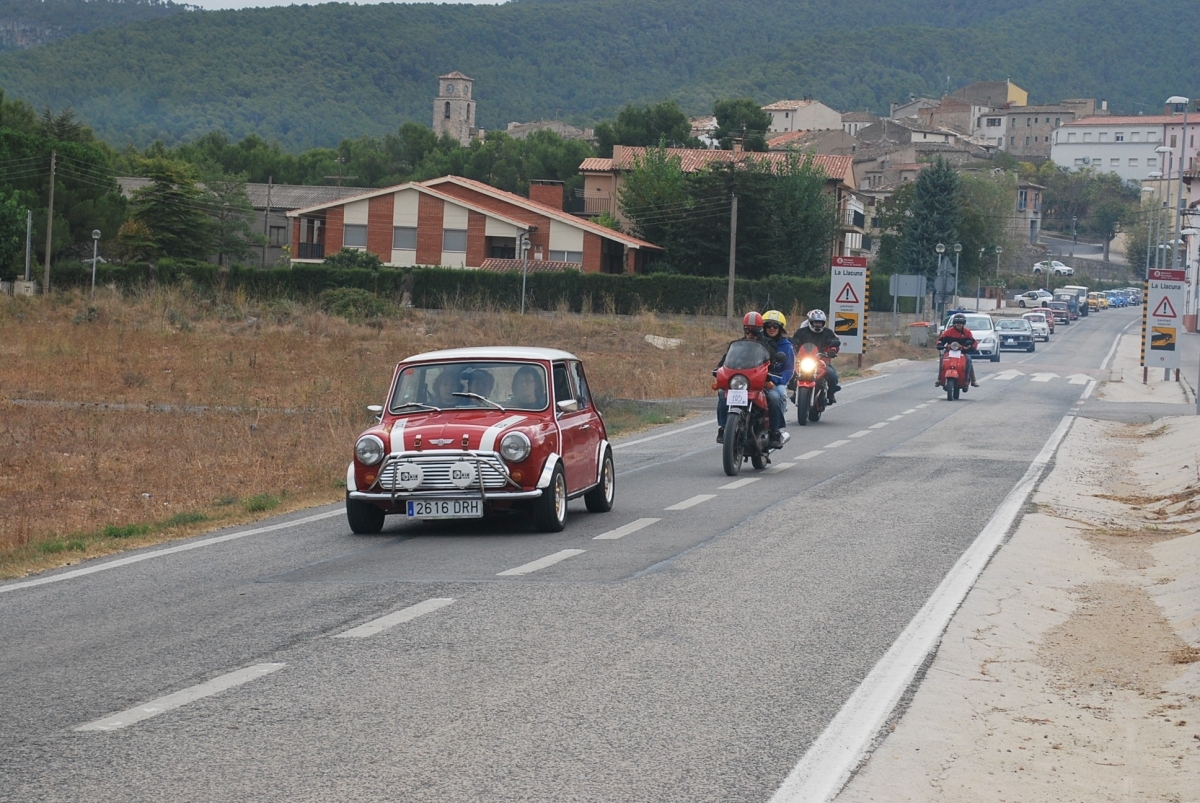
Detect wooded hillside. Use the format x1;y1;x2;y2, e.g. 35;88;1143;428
0;0;1190;150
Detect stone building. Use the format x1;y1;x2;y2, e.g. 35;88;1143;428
433;71;477;146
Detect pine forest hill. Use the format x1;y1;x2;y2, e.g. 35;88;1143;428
0;0;1193;151
0;0;189;52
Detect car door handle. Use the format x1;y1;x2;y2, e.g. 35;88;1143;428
580;424;591;430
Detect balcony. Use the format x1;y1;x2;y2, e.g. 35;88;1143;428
566;194;616;217
297;242;325;260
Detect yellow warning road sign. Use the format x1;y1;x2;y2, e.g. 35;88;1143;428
1151;326;1176;350
834;312;859;337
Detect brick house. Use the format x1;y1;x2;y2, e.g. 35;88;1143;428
287;176;660;274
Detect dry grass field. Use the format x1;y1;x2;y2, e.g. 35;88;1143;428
0;286;926;578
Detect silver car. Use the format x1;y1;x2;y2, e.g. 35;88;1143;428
943;313;1000;362
1022;312;1051;341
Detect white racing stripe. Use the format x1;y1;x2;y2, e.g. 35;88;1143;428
333;598;456;638
497;549;585;576
479;415;527;451
769;413;1076;802
593;518;661;540
664;494;716;511
76;663;285;732
719;478;761;490
390;417;408;451
0;509;344;596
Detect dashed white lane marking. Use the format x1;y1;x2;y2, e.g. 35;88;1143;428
333;598;456;639
825;440;850;448
665;494;717;511
901;409;917;414
915;404;929;409
887;415;903;421
720;478;761;490
613;418;715;449
768;462;796;473
594;517;661;540
497;549;586;576
848;430;872;438
926;397;943;402
796;450;823;460
869;422;889;429
76;663;285;732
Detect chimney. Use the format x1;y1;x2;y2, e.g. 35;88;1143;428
528;180;564;211
1101;99;1108;111
732;138;743;155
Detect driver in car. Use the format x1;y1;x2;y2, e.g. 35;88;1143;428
936;313;980;388
507;365;547;408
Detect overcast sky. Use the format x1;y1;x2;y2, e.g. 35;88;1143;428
188;0;507;8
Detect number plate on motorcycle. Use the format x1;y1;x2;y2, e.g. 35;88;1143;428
726;388;748;406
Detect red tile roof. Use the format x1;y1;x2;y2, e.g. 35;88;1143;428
766;130;811;148
763;100;816;111
578;158;615;172
609;146;854;183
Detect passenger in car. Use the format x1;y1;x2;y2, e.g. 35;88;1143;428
466;368;495;401
508;365;547;409
429;368;464;408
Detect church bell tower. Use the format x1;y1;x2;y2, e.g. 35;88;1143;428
433;72;476;146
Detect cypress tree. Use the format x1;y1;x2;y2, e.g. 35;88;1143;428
899;156;962;278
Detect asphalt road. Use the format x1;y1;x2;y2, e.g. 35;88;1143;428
0;307;1156;802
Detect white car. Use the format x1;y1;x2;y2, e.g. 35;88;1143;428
941;312;1000;362
1033;260;1074;276
1022;312;1051;341
1013;290;1053;308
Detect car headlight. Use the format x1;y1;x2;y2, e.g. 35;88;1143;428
799;357;818;373
500;431;531;463
729;374;749;390
980;338;995;347
355;435;386;466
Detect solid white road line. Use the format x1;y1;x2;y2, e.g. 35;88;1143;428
76;663;286;732
497;549;586;576
824;440;850;448
796;450;823;460
0;509;344;596
769;413;1076;803
768;462;796;473
612;418;716;449
333;598;456;639
869;422;889;429
719;478;761;490
848;430;872;438
593;518;661;540
664;494;717;511
1081;379;1097;400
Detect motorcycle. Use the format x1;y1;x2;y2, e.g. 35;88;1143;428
937;342;970;401
791;343;832;425
713;340;789;476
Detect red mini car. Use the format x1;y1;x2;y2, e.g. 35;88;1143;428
345;347;615;534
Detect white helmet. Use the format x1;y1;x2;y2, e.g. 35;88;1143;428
807;310;827;331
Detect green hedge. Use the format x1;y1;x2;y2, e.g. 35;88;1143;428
41;261;832;316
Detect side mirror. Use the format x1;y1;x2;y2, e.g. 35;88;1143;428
556;399;580;414
367;404;383;422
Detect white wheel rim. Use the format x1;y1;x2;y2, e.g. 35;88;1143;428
603;458;614;502
554;474;566;522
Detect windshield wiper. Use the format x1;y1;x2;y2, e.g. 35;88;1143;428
393;402;441;412
453;392;506;411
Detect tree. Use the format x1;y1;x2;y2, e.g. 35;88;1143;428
322;247;383;271
957;171;1017;281
712;98;771;152
1087;172;1139;261
127;159;213;260
202;171;264;267
616;145;691;261
898;157;962;278
766;154;838;277
595;101;697;158
0;189;27;274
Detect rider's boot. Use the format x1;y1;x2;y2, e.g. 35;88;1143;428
769;430;783;449
716;427;724;444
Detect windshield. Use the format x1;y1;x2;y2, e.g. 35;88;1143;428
389;361;548;413
997;320;1030;331
946;315;993;331
722;340;771;370
1025;314;1046;322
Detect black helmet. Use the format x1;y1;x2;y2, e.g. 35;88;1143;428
952;314;967;325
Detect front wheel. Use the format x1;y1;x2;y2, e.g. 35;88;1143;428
795;387;811;426
1027;343;1036;352
584;448;615;513
533;463;568;532
990;353;1000;363
346;497;386;534
945;377;958;402
722;411;745;476
809;390;823;422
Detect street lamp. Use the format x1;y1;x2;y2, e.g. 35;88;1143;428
1142;184;1156;275
935;242;946;320
977;247;985;310
953;242;962;304
89;229;100;299
1070;215;1077;258
1167;95;1191;272
517;233;531;315
994;246;1003;310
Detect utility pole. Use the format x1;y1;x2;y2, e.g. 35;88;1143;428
23;209;31;281
726;194;738;324
262;176;272;268
42;150;55;293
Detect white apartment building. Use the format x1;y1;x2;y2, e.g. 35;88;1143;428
762;99;843;133
1051;115;1199;183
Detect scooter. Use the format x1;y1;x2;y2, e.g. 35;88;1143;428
792;342;831;425
938;342;970;401
713;340;789;476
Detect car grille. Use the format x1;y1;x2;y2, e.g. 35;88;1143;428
377;452;512;491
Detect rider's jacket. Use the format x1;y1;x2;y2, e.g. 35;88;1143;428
936;325;978;351
791;322;841;356
766;334;795;386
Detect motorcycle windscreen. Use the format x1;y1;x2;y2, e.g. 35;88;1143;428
722;340;771;370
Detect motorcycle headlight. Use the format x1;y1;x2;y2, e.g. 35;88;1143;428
355;434;386;466
799;357;817;373
729;374;749;390
500;431;531;463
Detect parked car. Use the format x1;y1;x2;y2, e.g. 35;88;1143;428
942;312;1000;362
996;318;1036;352
1013;289;1054;308
1033;260;1075;276
1022;311;1052;340
345;347;615;534
1087;291;1107;311
1046;301;1071;325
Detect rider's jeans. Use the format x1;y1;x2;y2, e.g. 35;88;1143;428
717;390;783;431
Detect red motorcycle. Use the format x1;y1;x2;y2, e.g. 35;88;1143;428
938;342;970;401
714;339;788;476
791;343;833;425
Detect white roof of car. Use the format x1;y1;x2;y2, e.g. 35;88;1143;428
402;346;580;363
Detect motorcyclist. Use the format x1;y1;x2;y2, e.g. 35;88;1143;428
791;310;841;403
761;310;794;441
715;311;783;447
935;313;980;388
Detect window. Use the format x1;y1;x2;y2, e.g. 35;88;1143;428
1115;132;1124;141
1129;158;1139;167
1099;132;1108;142
1010;136;1015;146
547;250;583;264
1025;136;1031;147
1110;158;1120;166
987;117;1001;127
1074;158;1086;166
1018;189;1027;210
1083;132;1093;142
552;363;574;404
1131;132;1141;142
1055;118;1061;127
569;362;592;408
343;224;367;249
444;101;451;119
1148;131;1159;141
442;229;467;252
1171;135;1178;148
392;226;417;250
269;226;287;246
1067;132;1077;143
1026;118;1032;127
1093;156;1101;166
